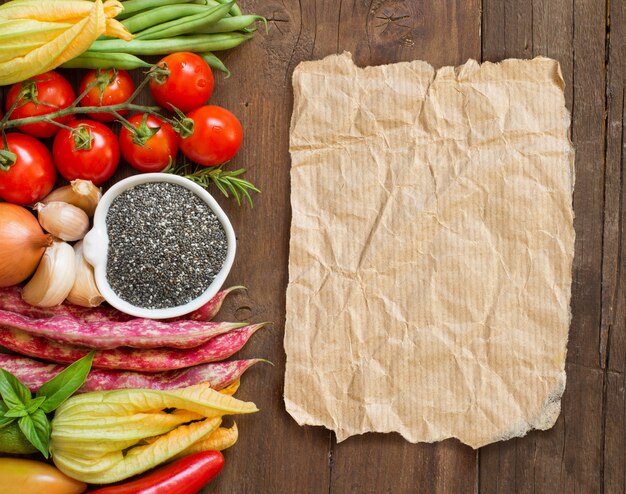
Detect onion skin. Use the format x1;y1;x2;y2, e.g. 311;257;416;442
0;203;51;287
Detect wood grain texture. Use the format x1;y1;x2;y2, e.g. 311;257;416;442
481;0;616;492
603;0;626;374
602;0;626;492
0;0;622;492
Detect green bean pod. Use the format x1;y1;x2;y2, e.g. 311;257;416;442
89;33;255;55
60;52;153;70
200;51;231;78
200;15;266;33
116;0;205;20
122;4;209;33
135;2;233;40
215;0;242;16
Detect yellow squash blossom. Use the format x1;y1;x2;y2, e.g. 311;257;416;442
0;0;132;85
50;384;257;484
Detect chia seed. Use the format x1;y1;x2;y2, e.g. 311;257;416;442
105;182;228;309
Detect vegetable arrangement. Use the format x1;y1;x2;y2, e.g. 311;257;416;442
0;285;265;488
0;65;259;204
0;350;258;487
0;0;268;491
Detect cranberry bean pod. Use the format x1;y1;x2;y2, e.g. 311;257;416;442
0;323;266;371
0;285;242;322
0;311;244;349
0;354;264;392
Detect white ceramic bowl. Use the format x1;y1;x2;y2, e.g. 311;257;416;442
83;173;236;319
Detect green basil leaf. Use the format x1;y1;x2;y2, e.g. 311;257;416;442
0;400;8;414
0;415;16;429
25;396;46;414
37;351;94;413
0;369;31;409
4;404;28;418
18;411;50;458
30;408;51;453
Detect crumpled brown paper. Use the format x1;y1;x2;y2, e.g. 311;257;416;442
284;53;575;448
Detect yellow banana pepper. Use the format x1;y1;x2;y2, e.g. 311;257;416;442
0;0;132;85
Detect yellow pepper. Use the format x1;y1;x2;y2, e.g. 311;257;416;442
0;0;132;85
0;458;86;494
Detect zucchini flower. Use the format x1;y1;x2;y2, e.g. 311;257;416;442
50;383;256;484
0;0;132;85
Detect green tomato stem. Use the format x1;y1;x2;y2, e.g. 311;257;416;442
0;103;177;131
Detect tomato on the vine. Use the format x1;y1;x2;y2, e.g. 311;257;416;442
52;120;120;185
0;133;56;205
5;71;76;138
149;52;214;113
119;113;178;172
79;69;135;123
178;105;243;166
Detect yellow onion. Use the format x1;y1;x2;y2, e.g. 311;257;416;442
0;203;51;287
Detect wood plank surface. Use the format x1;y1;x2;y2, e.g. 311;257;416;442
480;0;619;493
0;0;623;492
602;0;626;492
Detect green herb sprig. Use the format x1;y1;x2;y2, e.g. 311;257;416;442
165;160;260;207
0;352;94;457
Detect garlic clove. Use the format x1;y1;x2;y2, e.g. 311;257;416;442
35;201;90;242
22;241;76;307
66;240;104;307
41;180;101;217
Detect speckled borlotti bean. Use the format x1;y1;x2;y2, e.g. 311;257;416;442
0;323;266;371
0;309;245;349
0;354;264;392
187;285;244;321
0;286;241;321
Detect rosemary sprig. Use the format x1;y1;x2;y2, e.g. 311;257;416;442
165;160;260;207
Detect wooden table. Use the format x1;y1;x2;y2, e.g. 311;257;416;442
209;1;625;492
1;1;623;492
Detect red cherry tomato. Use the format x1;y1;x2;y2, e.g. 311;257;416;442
149;52;214;113
5;71;76;138
119;113;178;172
0;133;56;205
78;69;135;123
52;120;120;185
178;105;243;166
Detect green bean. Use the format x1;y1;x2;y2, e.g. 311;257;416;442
215;0;242;16
196;0;228;9
60;52;152;70
200;15;266;33
89;33;255;55
135;2;232;40
200;52;231;78
116;0;205;20
122;5;208;33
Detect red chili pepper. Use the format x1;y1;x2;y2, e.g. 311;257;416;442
89;451;224;494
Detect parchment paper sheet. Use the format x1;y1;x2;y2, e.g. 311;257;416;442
284;53;574;448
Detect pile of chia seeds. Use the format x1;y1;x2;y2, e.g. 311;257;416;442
106;182;228;309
